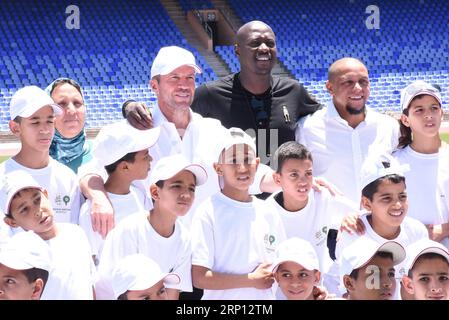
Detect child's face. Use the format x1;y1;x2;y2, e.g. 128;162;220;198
215;144;259;193
5;189;54;234
406;257;449;300
362;180;408;230
345;255;396;300
274;261;319;300
127;149;153;181
10;106;56;153
273;158;313;210
0;264;41;300
154;170;196;217
401;95;443;138
126;279;168;300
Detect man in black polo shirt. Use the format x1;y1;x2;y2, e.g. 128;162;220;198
191;20;322;166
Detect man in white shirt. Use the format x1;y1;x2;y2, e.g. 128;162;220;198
79;46;276;238
296;57;399;204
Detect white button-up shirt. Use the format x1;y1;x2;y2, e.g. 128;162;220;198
296;101;399;203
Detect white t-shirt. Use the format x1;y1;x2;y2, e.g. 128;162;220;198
191;192;287;300
393;146;449;249
296;102;399;203
41;223;96;300
267;189;358;274
95;212;192;300
78;113;271;229
333;213;428;298
0;158;82;224
78;185;152;261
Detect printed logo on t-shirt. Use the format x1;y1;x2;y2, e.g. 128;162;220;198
314;226;328;245
264;233;277;253
53;194;71;220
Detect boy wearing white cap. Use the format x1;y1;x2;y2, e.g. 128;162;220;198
401;238;449;300
78;121;160;264
393;80;449;250
340;237;405;300
112;254;180;300
271;237;321;300
1;85;81;226
335;153;428;298
0;231;51;300
95;154;207;300
191;128;286;300
0;170;95;299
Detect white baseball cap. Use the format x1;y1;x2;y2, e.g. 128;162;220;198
92;120;161;167
403;238;449;275
149;154;207;186
360;153;409;191
400;80;442;111
339;237;406;282
0;170;44;215
9;85;62;120
271;237;320;273
216;127;257;162
111;254;180;299
150;46;202;79
0;231;52;272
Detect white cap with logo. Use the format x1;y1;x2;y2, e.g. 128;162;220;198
149;154;208;186
271;237;320;273
215;127;257;162
9;85;62;120
0;171;44;216
111;254;180;299
92;120;161;167
0;231;52;272
400;80;442;111
150;46;202;79
360;153;409;191
339;237;406;283
403;238;449;275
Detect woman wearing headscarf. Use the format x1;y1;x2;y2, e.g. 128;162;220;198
46;78;92;173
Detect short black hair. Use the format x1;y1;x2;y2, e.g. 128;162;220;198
117;292;128;300
408;252;449;278
23;267;50;295
104;151;138;174
349;251;394;280
362;174;406;201
273;141;313;173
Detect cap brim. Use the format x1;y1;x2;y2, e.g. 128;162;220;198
271;257;318;273
410;247;449;269
185;164;208;186
19;103;63;118
5;185;43;215
0;252;33;271
377;241;406;265
402;91;442;111
163;273;181;286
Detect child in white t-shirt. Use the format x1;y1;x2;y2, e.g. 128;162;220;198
335;153;428;298
401;238;449;300
267;141;358;285
78;121;160;264
339;237;405;300
1;171;95;300
191;128;286;300
0;231;52;300
271;237;322;300
95;154;208;300
111;254;180;300
394;80;449;249
1;86;81;227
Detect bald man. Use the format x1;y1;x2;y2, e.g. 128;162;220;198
190;20;322;166
296;57;400;204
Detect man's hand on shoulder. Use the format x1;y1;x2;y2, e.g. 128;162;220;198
122;100;153;130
